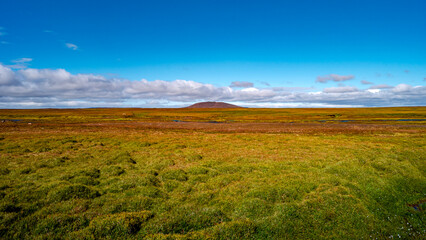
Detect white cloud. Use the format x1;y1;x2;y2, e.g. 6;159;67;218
0;64;425;108
367;89;380;93
66;43;78;50
361;80;373;85
316;74;354;83
230;81;254;88
392;84;412;93
0;64;18;85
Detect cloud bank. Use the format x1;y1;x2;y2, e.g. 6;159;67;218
0;64;425;108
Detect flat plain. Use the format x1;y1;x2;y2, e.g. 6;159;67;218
0;107;425;239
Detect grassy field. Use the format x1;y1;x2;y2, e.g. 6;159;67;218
0;107;425;239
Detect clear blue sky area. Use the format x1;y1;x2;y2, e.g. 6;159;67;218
0;0;425;107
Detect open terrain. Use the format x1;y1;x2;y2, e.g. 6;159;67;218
0;107;425;239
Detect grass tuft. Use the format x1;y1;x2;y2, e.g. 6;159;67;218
89;211;153;238
48;184;101;202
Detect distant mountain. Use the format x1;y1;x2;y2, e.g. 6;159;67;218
185;102;243;108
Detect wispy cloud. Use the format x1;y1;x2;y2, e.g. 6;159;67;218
316;74;354;83
404;70;410;73
230;81;254;88
369;84;392;89
0;41;9;44
12;58;33;63
0;64;425;108
66;43;78;50
6;58;33;69
260;81;270;86
361;80;373;85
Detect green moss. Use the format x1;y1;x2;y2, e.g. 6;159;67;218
109;151;136;165
187;166;210;175
34;214;90;236
102;197;154;213
0;203;21;213
48;184;100;202
88;211;153;238
104;166;126;176
20;167;33;174
0;168;10;175
79;168;101;178
146;206;229;235
70;176;100;186
186;154;203;162
161;169;188;182
209;219;258;240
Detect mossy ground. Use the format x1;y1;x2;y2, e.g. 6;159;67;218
0;108;425;239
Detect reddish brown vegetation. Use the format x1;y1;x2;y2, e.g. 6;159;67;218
1;121;424;135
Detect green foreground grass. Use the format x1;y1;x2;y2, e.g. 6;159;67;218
0;108;425;239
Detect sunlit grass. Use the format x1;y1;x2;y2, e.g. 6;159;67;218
0;108;425;239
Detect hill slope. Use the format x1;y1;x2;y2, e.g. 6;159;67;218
185;102;243;108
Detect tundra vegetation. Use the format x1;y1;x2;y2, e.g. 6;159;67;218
0;107;425;239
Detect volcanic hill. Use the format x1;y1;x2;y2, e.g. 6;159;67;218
185;102;243;108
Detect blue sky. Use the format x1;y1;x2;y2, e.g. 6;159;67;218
0;0;425;108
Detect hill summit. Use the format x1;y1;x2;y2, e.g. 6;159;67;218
185;102;243;108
